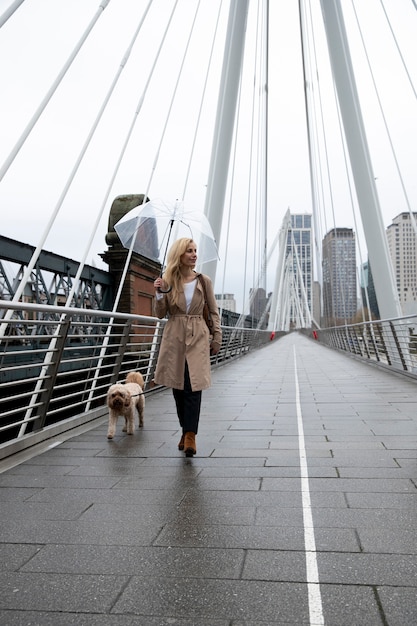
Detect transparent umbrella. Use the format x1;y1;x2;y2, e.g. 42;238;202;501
114;198;219;271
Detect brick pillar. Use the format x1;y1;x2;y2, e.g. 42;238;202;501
100;248;160;316
101;194;161;316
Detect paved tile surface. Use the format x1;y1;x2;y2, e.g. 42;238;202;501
0;333;416;625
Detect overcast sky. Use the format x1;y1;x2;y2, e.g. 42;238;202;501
0;0;416;311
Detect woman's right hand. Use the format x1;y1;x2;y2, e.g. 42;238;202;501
154;277;167;293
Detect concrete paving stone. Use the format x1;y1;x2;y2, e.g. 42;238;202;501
163;477;261;491
0;487;44;501
142;456;267;467
338;466;416;478
328;453;401;468
319;426;377;435
25;487;188;505
0;517;163;546
0;474;120;489
228;422;275;430
212;448;331;458
232;617;309;624
264;456;338;468
397;458;417;471
314;527;361;552
377;586;417;626
302;477;415;493
242;550;308;582
309;492;349;508
4;463;80;475
21;544;245;578
367;425;417;436
216;436;276;447
316;552;417;586
242;539;415;590
109;475;211;491
200;466;338;478
0;612;229;626
30;447;111;458
269;440;384;451
380;437;417;449
169;503;256;526
66;463;203;478
259;477;313;491
309;507;417;530
0;572;129;613
12;454;117;467
319;584;384;625
63;462;178;477
74;501;178;525
345;492;417;509
155;523;306;550
96;446;187;459
322;434;387;441
313;406;360;415
357;526;417;553
105;431;181;444
156;521;359;552
0;544;42;571
390;449;417;458
0;500;91;521
58;440;115;450
181;488;303;508
111;576;311;623
253;507;304;527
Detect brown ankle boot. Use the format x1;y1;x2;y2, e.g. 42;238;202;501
178;434;185;450
184;432;196;457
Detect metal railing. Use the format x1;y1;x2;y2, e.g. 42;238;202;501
0;299;272;459
314;314;417;378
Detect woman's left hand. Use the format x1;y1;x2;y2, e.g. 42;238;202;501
210;341;220;355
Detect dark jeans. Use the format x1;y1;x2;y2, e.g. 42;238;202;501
172;362;202;434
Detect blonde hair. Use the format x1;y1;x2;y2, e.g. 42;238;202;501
163;238;196;306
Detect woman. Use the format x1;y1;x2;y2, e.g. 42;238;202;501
153;238;222;457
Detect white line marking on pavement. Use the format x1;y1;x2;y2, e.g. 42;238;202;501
293;346;325;626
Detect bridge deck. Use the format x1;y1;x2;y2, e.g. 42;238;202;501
1;333;416;625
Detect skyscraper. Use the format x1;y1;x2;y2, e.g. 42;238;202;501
359;259;380;319
286;214;312;325
386;212;417;315
322;228;356;326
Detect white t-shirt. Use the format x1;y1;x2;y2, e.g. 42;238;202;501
183;279;197;313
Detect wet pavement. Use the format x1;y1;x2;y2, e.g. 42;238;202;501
0;332;416;625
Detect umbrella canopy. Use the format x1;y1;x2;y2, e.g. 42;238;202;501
114;198;219;268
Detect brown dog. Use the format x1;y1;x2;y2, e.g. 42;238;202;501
106;371;145;439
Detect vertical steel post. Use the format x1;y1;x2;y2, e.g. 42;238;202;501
319;0;402;321
201;0;250;281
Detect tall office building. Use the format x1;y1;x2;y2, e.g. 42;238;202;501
386;212;417;315
215;293;236;312
359;259;380;319
322;228;357;325
286;214;313;323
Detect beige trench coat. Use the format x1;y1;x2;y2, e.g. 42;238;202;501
153;273;222;391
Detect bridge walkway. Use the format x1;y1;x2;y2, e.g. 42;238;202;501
0;333;416;625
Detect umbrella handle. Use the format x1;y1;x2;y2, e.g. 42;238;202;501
156;217;176;293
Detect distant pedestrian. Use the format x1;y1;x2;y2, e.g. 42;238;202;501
153;238;222;456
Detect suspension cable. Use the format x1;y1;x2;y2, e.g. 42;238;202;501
352;0;417;237
112;0;202;312
379;0;417;100
0;0;111;183
0;0;25;28
181;2;223;203
0;0;153;333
